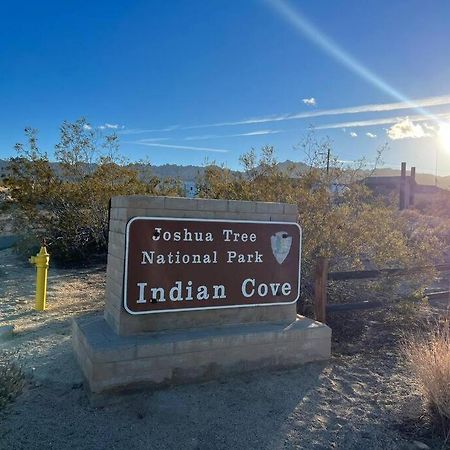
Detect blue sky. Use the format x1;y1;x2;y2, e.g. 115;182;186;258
2;0;450;174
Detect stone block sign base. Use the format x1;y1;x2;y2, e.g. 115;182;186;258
72;314;330;399
72;196;331;401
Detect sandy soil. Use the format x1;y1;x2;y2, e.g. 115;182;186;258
0;248;444;449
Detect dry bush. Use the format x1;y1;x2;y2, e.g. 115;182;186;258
415;190;450;219
4;119;181;263
403;319;450;439
197;143;445;305
0;353;25;409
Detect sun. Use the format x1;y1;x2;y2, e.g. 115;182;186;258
438;123;450;151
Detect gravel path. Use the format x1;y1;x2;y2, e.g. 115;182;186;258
0;249;441;449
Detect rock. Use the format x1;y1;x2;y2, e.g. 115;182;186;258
0;325;14;340
412;441;430;450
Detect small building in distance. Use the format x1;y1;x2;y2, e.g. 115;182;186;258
363;167;446;210
183;181;197;198
363;175;413;199
329;182;350;196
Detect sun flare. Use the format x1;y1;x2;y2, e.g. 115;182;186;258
439;123;450;151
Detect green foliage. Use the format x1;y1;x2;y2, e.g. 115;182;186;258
197;140;445;301
4;118;181;262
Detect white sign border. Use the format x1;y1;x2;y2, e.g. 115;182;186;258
123;216;302;315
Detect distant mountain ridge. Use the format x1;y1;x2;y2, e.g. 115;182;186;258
1;158;449;188
140;164;208;181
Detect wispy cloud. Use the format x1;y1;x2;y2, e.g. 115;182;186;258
302;97;316;106
119;129;156;135
350;131;357;137
184;129;283;141
316;117;406;130
315;112;450;131
366;132;377;138
387;117;430;140
116;94;450;137
137;137;170;142
182;94;450;130
118;125;179;135
98;123;122;130
238;130;282;136
126;141;229;153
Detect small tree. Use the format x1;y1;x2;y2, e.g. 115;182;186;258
4;118;181;262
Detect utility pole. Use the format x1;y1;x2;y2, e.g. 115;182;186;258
410;166;416;206
326;147;330;175
318;148;331;175
399;162;406;210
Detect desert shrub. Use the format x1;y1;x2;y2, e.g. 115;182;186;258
403;320;450;439
0;353;24;409
415;190;450;219
197;142;445;303
3;119;181;263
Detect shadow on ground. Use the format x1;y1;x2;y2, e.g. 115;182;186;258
0;340;415;450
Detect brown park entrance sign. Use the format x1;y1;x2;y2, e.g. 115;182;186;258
124;217;301;314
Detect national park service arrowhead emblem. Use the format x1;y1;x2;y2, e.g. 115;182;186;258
271;231;292;265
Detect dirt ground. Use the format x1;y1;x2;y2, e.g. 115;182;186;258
0;247;446;449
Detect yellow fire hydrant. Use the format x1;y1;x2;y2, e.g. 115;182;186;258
29;245;50;311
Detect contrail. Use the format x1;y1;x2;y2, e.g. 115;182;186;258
118;95;450;135
184;130;283;140
126;141;230;153
182;95;450;130
119;125;179;135
315;112;450;130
